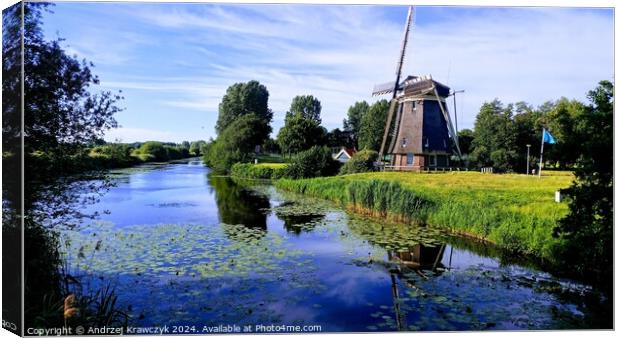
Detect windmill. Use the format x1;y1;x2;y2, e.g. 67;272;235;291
373;6;461;171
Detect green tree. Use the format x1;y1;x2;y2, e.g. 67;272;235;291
277;113;326;156
262;138;280;154
513;102;542;173
554;80;613;292
215;80;272;142
189;140;207;156
543;98;587;168
343;101;369;147
287;95;322;123
456;129;474;155
206;114;271;173
326;128;354;148
470;99;518;171
358;100;389;151
2;3;125;329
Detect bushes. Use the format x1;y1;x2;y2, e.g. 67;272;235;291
89;143;137;168
339;149;378;175
229;147;338;180
281;146;341;179
131;141;190;162
87;141;193;169
230;163;287;179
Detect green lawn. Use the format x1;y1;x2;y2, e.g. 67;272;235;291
276;171;574;263
254;162;288;169
256;153;288;163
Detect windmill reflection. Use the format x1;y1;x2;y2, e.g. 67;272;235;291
386;243;448;331
388;243;447;272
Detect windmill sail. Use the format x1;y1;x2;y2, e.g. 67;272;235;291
372;5;463;170
392;6;414;99
378;6;414;160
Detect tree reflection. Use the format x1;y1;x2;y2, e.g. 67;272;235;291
208;176;270;236
274;201;324;235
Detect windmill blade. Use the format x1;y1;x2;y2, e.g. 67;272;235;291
387;101;404;155
431;86;462;158
379;99;399;161
372;81;396;96
392;6;414;99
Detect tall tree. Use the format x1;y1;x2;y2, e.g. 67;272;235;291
3;3;124;329
470;99;518;172
513;102;542;173
287;95;322;123
215;80;272;141
358;100;389;151
456;129;474;155
554;80;613;292
206;114;272;173
543;98;587;168
326;128;354;148
3;3;122;155
343;101;369;148
277;113;326;156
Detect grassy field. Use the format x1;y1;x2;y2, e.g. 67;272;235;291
275;171;574;263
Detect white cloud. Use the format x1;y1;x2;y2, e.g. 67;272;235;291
48;4;613;140
131;5;612;131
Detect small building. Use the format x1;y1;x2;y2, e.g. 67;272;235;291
333;147;356;163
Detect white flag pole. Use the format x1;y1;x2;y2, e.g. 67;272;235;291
538;127;545;178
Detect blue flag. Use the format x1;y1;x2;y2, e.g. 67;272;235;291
543;128;556;144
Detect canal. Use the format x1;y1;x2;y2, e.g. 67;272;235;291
59;159;609;331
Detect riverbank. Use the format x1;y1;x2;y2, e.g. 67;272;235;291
275;171;573;264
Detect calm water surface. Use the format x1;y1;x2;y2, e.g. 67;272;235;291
60;159;609;332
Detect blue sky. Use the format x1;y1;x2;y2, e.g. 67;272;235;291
40;3;614;143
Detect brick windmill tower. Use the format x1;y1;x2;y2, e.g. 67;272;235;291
373;6;461;171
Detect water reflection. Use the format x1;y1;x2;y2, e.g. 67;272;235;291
275;201;325;235
55;162;611;331
388;244;447;272
208;176;270;232
387;244;448;331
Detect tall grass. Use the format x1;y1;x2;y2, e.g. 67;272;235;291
275;171;573;264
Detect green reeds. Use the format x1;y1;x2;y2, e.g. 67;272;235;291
275;172;573;264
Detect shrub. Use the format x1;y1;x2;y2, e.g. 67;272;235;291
282;146;341;179
134;141;168;161
339;149;378;175
230;163;287;179
88;144;137;168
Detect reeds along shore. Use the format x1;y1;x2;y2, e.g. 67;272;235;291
275;172;573;265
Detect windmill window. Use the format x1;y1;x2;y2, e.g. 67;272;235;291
401;138;408;148
407;153;414;165
429;155;437;166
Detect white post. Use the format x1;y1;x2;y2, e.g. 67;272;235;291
538;128;545;178
526;144;531;175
